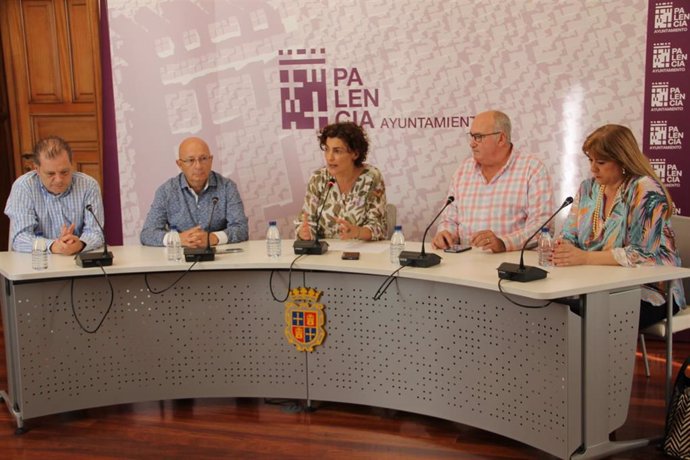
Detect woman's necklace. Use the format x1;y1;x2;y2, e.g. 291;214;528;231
592;184;620;236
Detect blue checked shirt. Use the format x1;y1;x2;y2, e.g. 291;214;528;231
140;171;249;246
5;171;105;253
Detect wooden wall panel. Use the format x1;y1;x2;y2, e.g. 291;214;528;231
67;0;96;102
73;147;102;186
77;161;102;185
1;0;103;190
0;39;14;251
22;0;63;103
19;152;34;175
32;114;97;148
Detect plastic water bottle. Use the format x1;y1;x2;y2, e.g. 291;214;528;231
390;225;405;264
538;227;553;267
166;226;183;262
267;220;281;258
32;232;48;270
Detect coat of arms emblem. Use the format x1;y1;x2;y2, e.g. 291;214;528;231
284;286;326;352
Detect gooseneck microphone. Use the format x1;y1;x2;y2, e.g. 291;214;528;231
294;179;335;255
399;196;455;268
184;196;219;262
76;204;114;267
497;196;574;282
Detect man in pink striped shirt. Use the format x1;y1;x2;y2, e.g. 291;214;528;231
432;110;554;253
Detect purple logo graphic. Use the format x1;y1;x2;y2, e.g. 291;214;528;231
651;81;686;111
650;157;683;187
278;48;470;130
654;1;689;33
279;48;328;129
652;42;687;72
649;120;684;149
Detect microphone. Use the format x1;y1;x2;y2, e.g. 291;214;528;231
399;196;455;268
294;179;335;255
75;204;114;267
184;197;219;262
497;196;574;282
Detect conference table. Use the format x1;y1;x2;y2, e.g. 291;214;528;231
1;241;688;459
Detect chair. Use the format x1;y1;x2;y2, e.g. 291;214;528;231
385;203;397;239
639;215;690;400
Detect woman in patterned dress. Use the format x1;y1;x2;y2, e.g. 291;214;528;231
296;121;387;241
553;124;685;328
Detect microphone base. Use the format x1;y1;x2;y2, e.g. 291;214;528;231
184;247;216;262
76;251;114;268
399;251;441;268
497;262;548;282
293;240;329;255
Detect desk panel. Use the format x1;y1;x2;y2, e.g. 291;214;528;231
304;271;582;458
2;243;686;459
607;290;643;432
5;271;306;420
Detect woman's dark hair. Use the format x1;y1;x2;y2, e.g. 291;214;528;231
318;121;369;167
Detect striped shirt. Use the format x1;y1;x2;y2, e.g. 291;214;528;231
436;150;554;251
4;171;105;253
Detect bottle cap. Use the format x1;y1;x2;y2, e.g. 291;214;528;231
394;225;402;231
269;220;277;226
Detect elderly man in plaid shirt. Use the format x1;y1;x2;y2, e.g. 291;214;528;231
432;110;554;253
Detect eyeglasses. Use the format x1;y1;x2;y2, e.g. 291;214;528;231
179;156;211;165
467;132;501;143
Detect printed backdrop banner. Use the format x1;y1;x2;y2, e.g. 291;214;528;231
107;0;653;243
644;0;689;216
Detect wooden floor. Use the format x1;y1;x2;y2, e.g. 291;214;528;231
0;330;687;459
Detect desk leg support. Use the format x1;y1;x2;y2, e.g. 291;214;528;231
0;390;25;434
1;278;25;433
572;290;649;459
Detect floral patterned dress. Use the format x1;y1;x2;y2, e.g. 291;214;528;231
560;175;685;308
296;165;387;240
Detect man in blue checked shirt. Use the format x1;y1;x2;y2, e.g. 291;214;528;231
4;136;105;254
140;137;248;247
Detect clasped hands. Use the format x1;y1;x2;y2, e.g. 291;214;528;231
50;223;85;255
179;226;218;248
551;239;588;266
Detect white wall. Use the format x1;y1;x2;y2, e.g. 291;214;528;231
107;0;647;242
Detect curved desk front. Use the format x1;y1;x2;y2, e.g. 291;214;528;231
1;241;688;459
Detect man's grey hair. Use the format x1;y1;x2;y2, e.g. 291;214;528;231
492;111;512;143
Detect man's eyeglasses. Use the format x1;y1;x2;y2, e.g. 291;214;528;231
179;156;211;165
467;132;501;143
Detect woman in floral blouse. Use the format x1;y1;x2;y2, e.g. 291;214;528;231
296;121;387;241
553;124;684;328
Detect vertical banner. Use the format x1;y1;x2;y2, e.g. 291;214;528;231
644;0;690;216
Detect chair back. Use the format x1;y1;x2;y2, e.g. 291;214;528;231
671;215;690;298
386;203;397;240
